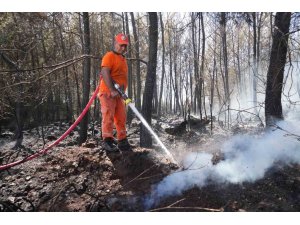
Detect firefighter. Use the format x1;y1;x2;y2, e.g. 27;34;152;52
98;33;132;152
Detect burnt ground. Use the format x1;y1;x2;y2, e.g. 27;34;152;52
0;119;300;212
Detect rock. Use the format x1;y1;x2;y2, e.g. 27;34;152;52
82;141;97;148
29;191;39;199
8;196;15;203
52;165;61;171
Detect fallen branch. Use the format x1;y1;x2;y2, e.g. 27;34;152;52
47;182;71;211
150;205;223;212
136;173;164;181
271;124;300;141
121;164;157;188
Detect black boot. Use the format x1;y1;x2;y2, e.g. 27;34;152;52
103;138;119;152
118;138;132;151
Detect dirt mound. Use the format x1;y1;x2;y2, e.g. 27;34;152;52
0;142;177;212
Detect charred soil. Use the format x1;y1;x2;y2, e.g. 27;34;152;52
1;120;300;212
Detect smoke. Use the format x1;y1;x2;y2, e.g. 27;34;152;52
144;120;300;209
283;62;300;121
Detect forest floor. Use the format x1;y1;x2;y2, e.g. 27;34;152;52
1;116;300;212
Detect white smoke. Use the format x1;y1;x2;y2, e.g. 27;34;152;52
283;62;300;121
144;120;300;209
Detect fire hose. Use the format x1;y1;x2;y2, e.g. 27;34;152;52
0;82;176;171
0;85;100;171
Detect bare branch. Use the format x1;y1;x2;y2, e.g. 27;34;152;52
0;54;99;73
0;55;99;91
126;57;148;65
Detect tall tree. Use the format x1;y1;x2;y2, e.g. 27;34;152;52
140;12;158;147
158;12;166;116
220;12;230;127
191;13;200;115
265;12;291;126
130;12;142;110
252;12;258;112
172;28;181;114
79;12;91;144
168;23;174;113
199;12;206;118
124;12;134;125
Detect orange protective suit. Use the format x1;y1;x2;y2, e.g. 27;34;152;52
99;51;128;140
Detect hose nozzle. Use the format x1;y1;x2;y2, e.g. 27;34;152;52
114;83;132;105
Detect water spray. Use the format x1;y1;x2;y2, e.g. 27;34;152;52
114;83;177;164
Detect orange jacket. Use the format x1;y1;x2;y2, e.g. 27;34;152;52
99;51;128;94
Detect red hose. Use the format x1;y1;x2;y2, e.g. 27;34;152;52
0;85;100;171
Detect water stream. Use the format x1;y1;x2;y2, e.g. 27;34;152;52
128;103;177;164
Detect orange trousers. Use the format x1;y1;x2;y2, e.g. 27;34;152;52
99;93;127;140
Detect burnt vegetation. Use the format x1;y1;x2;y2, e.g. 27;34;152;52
1;12;300;212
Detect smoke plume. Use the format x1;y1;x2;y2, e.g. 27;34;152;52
144;120;300;209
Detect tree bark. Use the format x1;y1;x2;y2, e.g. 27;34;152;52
168;25;174;113
220;12;230;127
158;12;166;116
172;31;181;114
200;13;206;118
124;12;134;125
140;12;158;147
191;13;200;116
130;12;142;111
79;12;91;144
252;12;258;112
265;12;291;126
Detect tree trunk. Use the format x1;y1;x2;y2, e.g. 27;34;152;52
130;12;142;111
210;44;217;134
191;13;201;116
252;12;258;112
168;26;174;113
265;12;291;126
140;12;158;148
79;12;91;144
220;12;230;127
200;13;206;118
158;12;166;116
173;31;181;114
125;12;134;125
